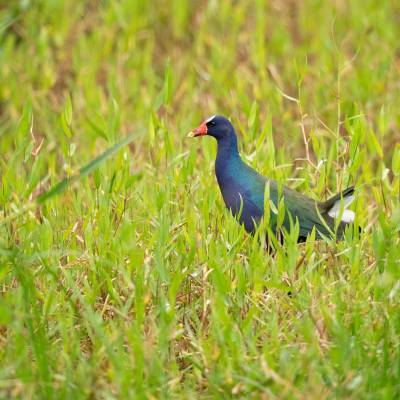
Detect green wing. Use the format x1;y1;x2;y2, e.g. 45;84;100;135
240;162;333;238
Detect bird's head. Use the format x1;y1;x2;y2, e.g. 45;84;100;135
188;115;235;141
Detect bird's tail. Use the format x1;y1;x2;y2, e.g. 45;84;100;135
321;186;356;223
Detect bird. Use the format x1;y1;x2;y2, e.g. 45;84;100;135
188;115;356;243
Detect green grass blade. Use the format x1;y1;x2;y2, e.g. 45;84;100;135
37;133;139;204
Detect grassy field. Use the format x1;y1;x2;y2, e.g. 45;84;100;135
1;0;400;398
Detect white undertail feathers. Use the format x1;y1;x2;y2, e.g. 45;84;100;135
327;193;355;223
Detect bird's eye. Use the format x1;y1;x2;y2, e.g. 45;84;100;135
210;120;216;126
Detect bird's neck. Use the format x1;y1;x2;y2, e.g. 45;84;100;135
215;136;241;179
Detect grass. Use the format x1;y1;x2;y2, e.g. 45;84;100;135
1;0;400;398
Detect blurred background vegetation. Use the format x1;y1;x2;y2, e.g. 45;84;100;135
0;0;399;398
